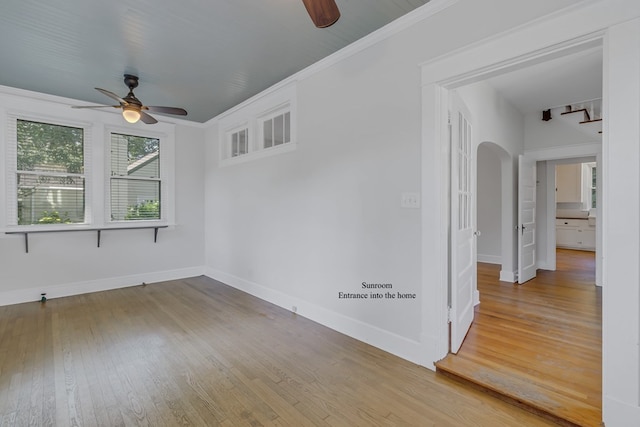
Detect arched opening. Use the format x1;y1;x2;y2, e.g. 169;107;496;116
476;141;514;286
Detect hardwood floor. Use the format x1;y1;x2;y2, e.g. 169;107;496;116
0;277;561;426
436;249;601;427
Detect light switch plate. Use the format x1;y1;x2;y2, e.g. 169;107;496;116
401;192;421;208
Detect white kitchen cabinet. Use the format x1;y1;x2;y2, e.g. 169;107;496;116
556;218;595;251
556;163;583;203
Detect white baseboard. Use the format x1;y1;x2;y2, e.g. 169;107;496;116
477;254;501;264
205;267;424;366
603;395;640;427
537;261;553;271
499;270;517;283
0;266;206;307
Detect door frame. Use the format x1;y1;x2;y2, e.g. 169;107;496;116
420;31;606;363
524;147;601;286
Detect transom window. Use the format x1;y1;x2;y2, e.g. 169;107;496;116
110;133;161;221
218;82;297;165
14;119;86;225
230;128;249;157
262;110;291;148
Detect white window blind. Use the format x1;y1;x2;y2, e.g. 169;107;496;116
11;119;86;225
262;111;290;148
110;133;161;221
231;128;249;157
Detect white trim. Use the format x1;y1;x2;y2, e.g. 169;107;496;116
524;142;601;161
217;83;297;167
205;267;424;366
0;84;203;128
604;395;640;426
499;270;517;283
531;146;600;277
4;112;93;230
477;254;501;264
295;0;459;81
209;0;458;124
0;266;205;307
104;124;175;227
420;4;618;366
219;142;297;167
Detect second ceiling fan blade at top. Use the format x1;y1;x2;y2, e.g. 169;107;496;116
302;0;340;28
145;105;188;116
95;87;127;105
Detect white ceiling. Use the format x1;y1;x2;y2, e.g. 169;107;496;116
484;46;603;115
0;0;432;123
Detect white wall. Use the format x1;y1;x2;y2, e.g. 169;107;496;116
602;17;640;424
535;161;550;269
204;0;575;364
0;1;634;425
0;91;206;304
476;144;502;263
524;109;601;152
456;82;525;280
419;2;640;424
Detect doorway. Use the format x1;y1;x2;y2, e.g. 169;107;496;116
437;33;603;426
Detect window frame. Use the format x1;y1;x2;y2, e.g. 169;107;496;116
4;112;93;231
218;82;297;167
1;96;177;234
104;125;174;228
258;106;292;150
225;123;251;159
588;163;597;209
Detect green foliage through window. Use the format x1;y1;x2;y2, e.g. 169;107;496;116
16;120;85;225
37;211;72;224
110;133;161;221
125;200;160;221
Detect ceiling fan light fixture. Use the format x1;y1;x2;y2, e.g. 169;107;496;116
122;106;141;123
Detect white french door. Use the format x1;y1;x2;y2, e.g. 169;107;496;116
449;92;476;353
518;155;537;284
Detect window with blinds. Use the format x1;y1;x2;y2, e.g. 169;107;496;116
261;110;290;149
14;119;86;225
110;133;161;221
218;82;297;166
230;128;249;157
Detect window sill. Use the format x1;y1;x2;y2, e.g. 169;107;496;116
219;142;297;167
5;225;169;253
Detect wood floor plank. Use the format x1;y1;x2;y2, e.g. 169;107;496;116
436;249;601;427
1;274;563;426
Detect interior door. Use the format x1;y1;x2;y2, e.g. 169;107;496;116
518;155;537;284
450;92;476;354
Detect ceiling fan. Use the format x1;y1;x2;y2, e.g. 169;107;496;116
302;0;340;28
72;74;187;124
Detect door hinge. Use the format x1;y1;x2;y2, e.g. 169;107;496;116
447;306;452;323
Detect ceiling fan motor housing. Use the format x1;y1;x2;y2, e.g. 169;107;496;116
124;74;139;90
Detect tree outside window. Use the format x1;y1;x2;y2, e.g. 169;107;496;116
16;120;85;225
110;133;161;221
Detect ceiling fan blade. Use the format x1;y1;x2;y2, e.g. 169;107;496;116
301;0;340;28
71;105;121;109
140;111;158;124
145;106;188;116
95;88;127;105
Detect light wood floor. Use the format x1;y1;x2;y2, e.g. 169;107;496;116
436;249;601;427
0;276;561;426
